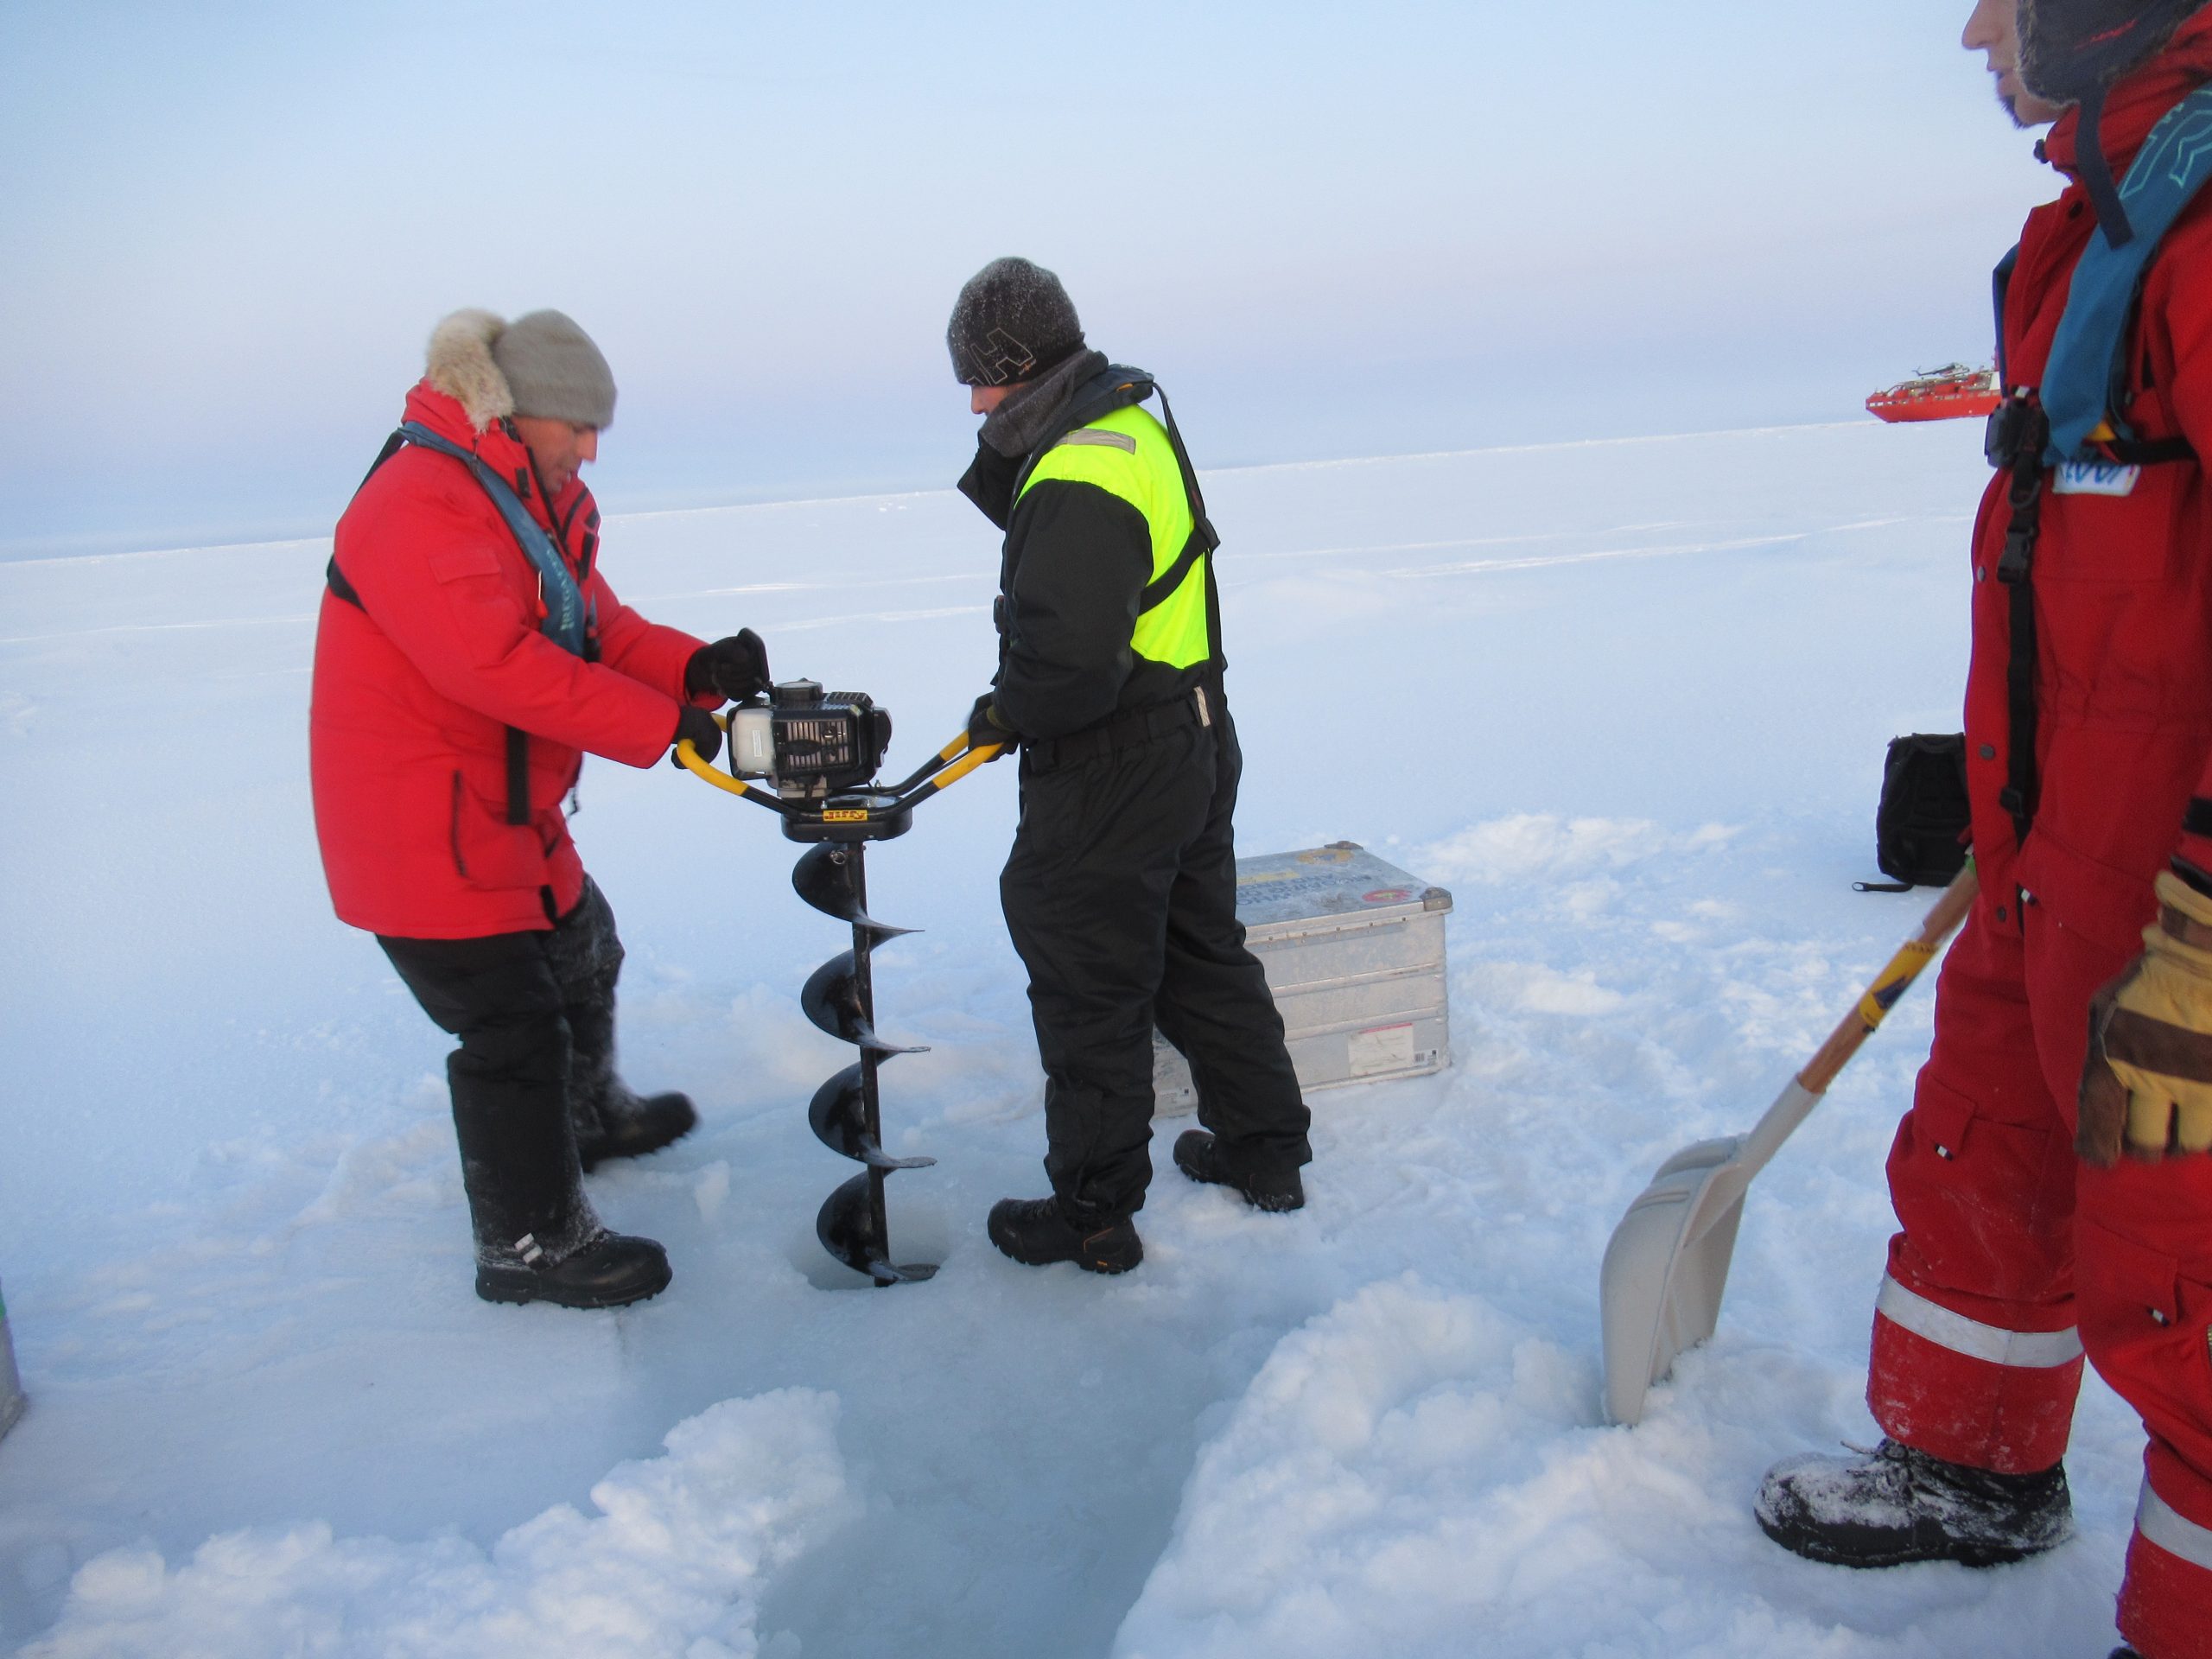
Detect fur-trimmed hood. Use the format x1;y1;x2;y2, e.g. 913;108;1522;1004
423;308;517;434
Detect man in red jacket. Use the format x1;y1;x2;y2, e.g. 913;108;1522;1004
310;308;771;1309
1755;6;2212;1655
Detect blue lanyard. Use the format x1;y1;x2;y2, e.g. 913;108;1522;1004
398;422;588;656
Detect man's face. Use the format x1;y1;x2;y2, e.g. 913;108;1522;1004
969;383;1021;417
1962;0;2065;127
512;416;600;497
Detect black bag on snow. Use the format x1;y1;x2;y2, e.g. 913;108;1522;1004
1872;734;1971;887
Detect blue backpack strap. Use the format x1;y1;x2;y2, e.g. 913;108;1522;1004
1991;242;2019;389
395;422;589;657
2041;83;2212;466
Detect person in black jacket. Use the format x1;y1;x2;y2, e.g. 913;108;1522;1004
949;257;1312;1274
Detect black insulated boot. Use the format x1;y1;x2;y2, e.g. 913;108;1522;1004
575;1089;698;1172
987;1197;1143;1274
1173;1130;1305;1212
1756;1438;2070;1568
476;1228;672;1309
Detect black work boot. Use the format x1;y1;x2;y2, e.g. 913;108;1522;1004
475;1228;672;1309
575;1087;698;1172
1173;1129;1305;1212
987;1197;1143;1274
1756;1439;2071;1568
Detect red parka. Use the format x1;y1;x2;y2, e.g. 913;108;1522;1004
309;379;707;939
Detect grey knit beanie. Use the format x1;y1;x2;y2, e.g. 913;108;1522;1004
493;309;617;428
947;257;1084;387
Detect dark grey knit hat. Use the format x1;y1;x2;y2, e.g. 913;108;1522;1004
947;257;1084;387
493;309;617;428
2019;0;2210;245
2019;0;2206;101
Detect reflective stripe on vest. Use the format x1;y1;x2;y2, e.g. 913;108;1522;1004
2138;1479;2212;1572
1019;403;1211;671
1877;1275;2084;1369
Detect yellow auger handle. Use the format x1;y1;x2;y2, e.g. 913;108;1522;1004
675;713;790;812
923;741;1005;793
1798;861;1980;1096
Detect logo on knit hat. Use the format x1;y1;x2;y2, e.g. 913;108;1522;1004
977;327;1038;385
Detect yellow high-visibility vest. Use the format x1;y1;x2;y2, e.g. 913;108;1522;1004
1017;403;1212;671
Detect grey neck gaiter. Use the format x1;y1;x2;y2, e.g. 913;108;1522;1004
978;348;1111;460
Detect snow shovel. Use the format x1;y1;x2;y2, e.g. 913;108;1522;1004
1599;864;1980;1427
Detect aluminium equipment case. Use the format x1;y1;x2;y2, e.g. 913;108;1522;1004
1154;842;1453;1114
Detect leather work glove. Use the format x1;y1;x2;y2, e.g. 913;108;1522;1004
671;704;722;769
684;629;772;703
967;692;1014;761
2078;868;2212;1165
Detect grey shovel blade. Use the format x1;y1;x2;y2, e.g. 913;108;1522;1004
800;953;929;1057
807;1064;939;1169
1599;1077;1818;1427
817;1172;938;1286
791;843;915;945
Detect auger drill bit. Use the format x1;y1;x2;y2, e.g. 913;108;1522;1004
792;841;938;1285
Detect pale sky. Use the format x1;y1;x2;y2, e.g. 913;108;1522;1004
2;0;2061;556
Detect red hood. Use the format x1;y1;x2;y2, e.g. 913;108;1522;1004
2045;8;2212;175
397;378;585;531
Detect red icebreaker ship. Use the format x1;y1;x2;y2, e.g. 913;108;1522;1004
1866;363;2003;423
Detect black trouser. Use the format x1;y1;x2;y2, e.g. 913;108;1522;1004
1001;703;1310;1219
378;877;627;1262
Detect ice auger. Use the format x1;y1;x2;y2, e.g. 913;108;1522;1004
677;698;1003;1286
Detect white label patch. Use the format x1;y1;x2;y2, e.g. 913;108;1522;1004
1347;1022;1416;1077
2054;458;2141;497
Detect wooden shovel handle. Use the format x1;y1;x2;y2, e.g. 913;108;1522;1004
1797;864;1980;1096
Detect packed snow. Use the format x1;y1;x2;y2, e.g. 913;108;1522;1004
0;421;2147;1656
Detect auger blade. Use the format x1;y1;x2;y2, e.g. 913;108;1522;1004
800;953;930;1055
791;844;917;943
817;1172;938;1286
807;1065;939;1169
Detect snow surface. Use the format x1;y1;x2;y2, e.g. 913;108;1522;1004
0;421;2147;1656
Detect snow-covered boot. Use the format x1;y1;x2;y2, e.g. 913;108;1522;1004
449;1057;669;1310
1173;1129;1305;1211
1756;1438;2071;1567
476;1228;671;1309
986;1196;1142;1274
575;1086;698;1173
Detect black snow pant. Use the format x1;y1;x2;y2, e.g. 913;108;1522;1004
378;876;629;1264
1001;701;1310;1220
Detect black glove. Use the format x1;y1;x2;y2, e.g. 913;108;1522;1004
967;693;1014;760
684;629;772;703
671;704;722;768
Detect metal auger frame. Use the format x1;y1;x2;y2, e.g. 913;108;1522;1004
676;720;1004;1286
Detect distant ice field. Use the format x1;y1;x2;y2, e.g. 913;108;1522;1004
0;421;2143;1657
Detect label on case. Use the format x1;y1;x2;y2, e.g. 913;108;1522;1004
1348;1022;1416;1077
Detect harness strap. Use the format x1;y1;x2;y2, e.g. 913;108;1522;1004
2104;434;2199;465
326;423;590;829
1993;398;2050;849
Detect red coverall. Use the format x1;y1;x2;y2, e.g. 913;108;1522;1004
1868;19;2212;1655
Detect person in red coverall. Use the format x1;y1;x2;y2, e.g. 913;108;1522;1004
309;308;771;1310
1755;5;2212;1656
